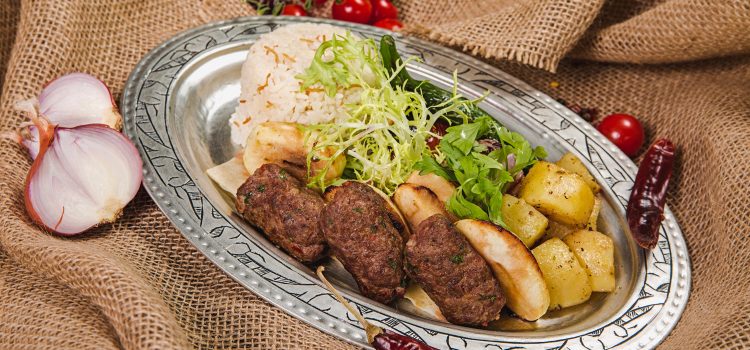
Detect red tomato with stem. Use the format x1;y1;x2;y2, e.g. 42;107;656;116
596;113;645;157
371;0;398;22
332;0;373;24
281;4;307;16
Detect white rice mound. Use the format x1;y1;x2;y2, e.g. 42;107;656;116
230;23;359;146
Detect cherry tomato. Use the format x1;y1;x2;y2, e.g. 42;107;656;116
371;0;398;22
426;120;449;150
281;4;307;16
373;18;403;31
596;113;645;157
332;0;372;24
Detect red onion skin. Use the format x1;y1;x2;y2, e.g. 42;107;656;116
23;118;55;232
24;121;142;236
507;171;525;196
21;126;40;159
477;138;501;154
506;153;516;171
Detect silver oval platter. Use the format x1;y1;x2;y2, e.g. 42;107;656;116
122;16;691;350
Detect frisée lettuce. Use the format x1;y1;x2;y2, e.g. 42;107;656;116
298;33;475;194
298;32;547;227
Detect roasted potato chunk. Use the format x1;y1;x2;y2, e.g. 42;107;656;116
563;230;615;292
393;183;451;232
532;238;592;310
456;219;550;321
540;195;602;242
406;171;456;204
501;194;548;247
556;152;601;193
541;220;581;242
519;161;594;226
539;195;601;242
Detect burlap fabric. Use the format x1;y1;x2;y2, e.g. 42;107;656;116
0;1;747;349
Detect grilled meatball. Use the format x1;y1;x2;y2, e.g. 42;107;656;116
405;214;505;326
236;163;326;262
320;181;406;304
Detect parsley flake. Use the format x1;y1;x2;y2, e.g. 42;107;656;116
450;253;464;264
480;294;497;302
387;258;398;270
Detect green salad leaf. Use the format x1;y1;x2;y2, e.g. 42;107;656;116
414;115;545;228
441;119;490;154
494;126;548;174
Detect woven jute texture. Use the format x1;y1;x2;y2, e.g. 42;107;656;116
397;0;750;71
0;1;748;349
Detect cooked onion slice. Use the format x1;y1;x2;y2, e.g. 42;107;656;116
24;115;141;236
206;153;250;196
401;283;447;322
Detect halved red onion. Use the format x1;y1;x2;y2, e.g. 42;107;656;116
20;73;122;159
24;115;142;236
39;72;122;129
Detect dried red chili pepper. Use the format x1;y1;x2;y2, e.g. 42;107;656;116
316;266;437;350
373;330;438;350
626;138;675;249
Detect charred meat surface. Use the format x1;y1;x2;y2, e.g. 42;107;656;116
405;214;505;326
321;181;406;304
236;163;327;262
